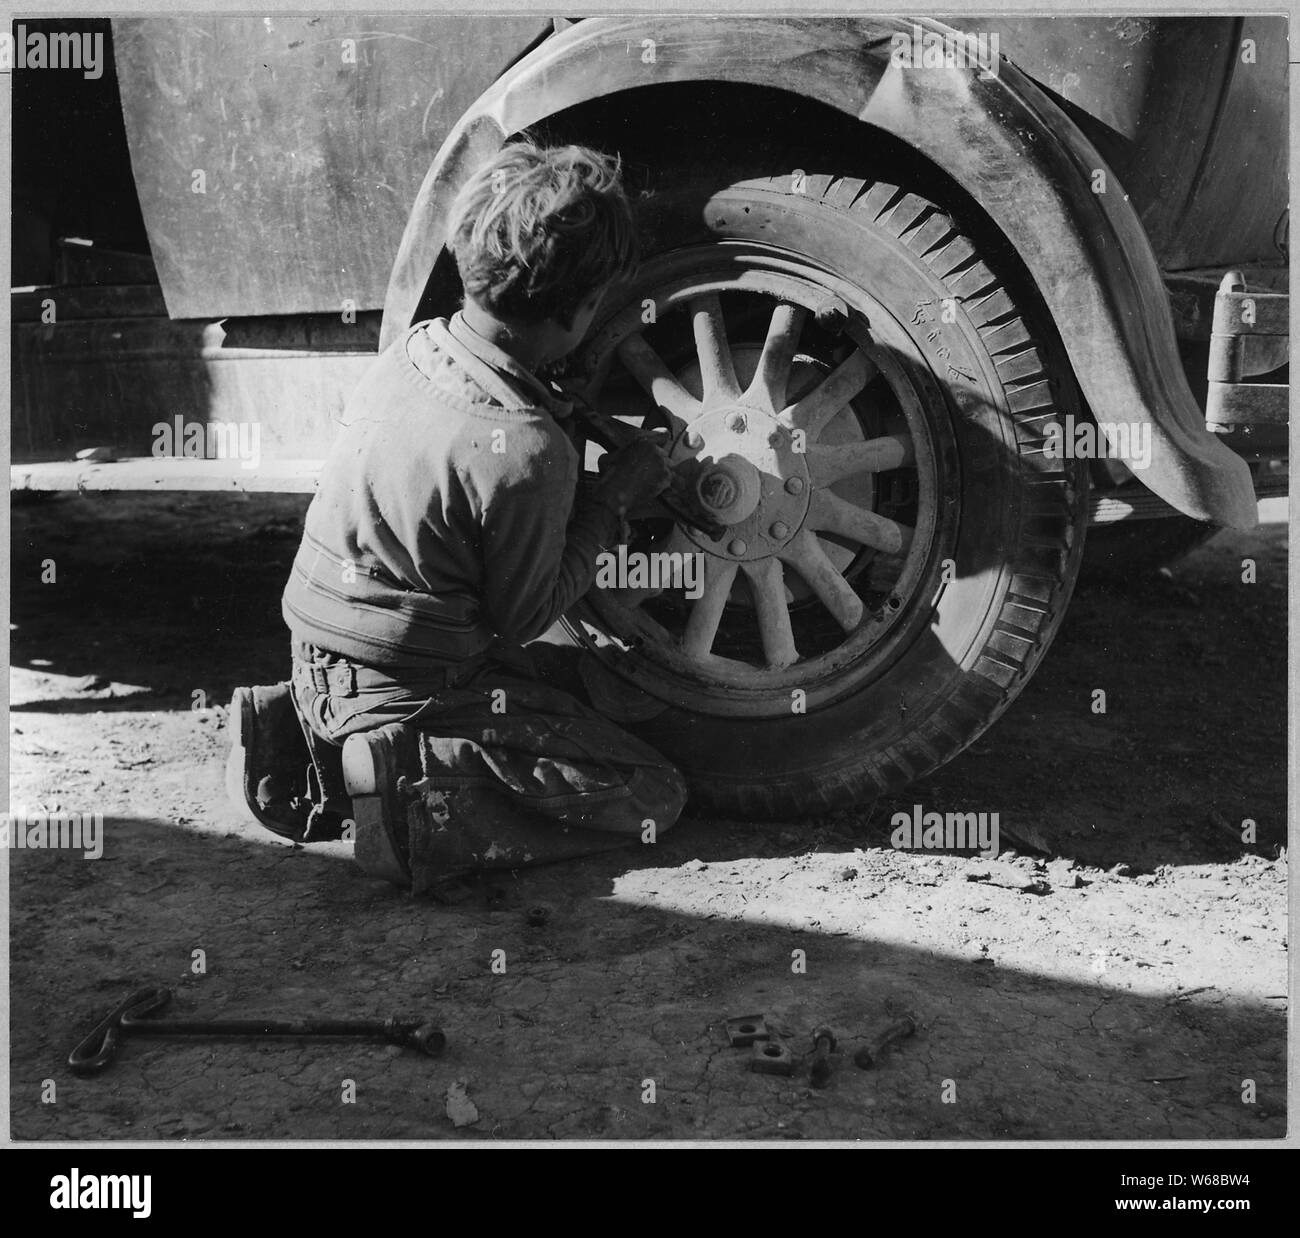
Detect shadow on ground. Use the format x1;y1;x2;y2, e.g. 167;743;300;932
8;493;1289;1140
8;805;1286;1142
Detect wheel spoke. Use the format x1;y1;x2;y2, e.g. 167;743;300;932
690;293;741;404
681;556;739;658
742;557;798;669
779;530;865;632
809;490;914;556
745;303;808;413
624;523;694;566
660;524;697;559
616;334;704;432
781;349;877;439
600;527;695;609
806;434;915;484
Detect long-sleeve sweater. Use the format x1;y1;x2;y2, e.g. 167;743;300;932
281;313;623;667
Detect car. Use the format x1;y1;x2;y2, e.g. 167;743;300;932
10;14;1289;816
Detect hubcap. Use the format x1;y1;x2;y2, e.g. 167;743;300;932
676;405;810;558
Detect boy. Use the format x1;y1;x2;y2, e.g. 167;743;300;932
228;141;687;889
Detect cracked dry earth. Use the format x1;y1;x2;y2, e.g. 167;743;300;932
8;493;1289;1141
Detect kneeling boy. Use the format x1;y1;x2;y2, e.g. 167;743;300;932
228;141;686;888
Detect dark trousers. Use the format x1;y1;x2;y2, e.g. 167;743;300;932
290;640;686;839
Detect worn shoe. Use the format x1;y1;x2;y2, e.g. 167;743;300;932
341;724;414;887
225;684;313;841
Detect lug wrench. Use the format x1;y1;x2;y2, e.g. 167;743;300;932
566;391;727;540
68;985;446;1075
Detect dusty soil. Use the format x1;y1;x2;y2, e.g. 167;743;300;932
7;491;1289;1141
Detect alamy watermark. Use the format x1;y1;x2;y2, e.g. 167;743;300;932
2;810;103;859
890;803;999;858
594;547;704;599
49;1169;151;1219
1044;415;1151;470
152;416;262;470
890;24;1001;79
1;26;103;79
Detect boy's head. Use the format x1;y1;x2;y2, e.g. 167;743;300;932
448;141;638;345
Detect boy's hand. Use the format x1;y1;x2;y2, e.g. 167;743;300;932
593;437;673;517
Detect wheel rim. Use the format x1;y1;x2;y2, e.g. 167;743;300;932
564;241;955;720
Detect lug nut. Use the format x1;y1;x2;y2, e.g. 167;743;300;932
726;412;747;433
728;538;748;556
770;521;789;539
785;477;805;495
815;296;849;334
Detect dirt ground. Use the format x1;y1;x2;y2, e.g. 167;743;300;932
7;491;1289;1141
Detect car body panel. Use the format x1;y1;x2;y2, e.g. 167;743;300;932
951;15;1287;270
111;14;551;319
381;15;1259;528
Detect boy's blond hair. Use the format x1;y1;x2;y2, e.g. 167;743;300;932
448;141;638;326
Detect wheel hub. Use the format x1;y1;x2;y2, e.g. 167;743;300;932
695;457;759;524
673;404;809;561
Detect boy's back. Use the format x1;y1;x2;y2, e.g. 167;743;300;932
230;139;686;884
283;313;618;667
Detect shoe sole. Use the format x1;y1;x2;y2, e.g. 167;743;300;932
225;687;304;842
224;687;255;820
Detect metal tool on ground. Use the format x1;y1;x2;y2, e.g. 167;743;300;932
749;1038;795;1076
567;390;727;540
725;1014;770;1047
68;985;446;1075
809;1025;837;1088
852;1016;916;1070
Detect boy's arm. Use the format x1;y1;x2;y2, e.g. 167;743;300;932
478;473;621;647
477;439;670;646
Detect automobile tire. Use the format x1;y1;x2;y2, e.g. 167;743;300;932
560;166;1089;818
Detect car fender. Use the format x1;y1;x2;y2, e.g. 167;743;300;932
382;15;1257;529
